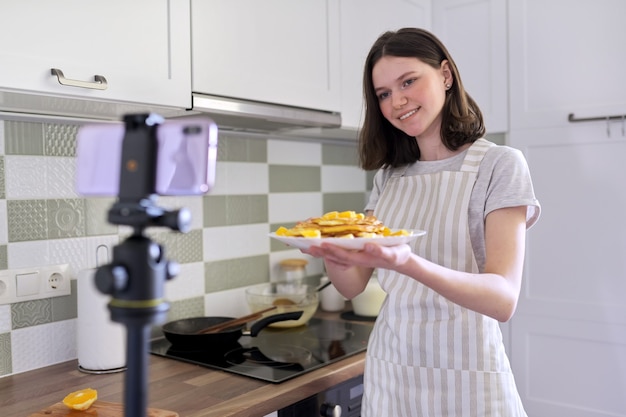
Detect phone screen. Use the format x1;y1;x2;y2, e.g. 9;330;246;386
75;118;218;196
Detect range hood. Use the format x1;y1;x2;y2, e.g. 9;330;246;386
0;89;345;137
190;93;342;133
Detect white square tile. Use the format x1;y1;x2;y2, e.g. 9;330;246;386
268;139;321;165
5;156;48;199
47;238;91;278
268;192;322;223
0;200;7;245
0;305;11;333
204;287;250;317
46;157;79;198
12;320;77;374
211;162;268;195
321;165;367;192
164;262;204;301
7;241;49;269
7;238;89;278
203;224;269;261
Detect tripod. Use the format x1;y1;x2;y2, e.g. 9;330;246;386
95;114;190;417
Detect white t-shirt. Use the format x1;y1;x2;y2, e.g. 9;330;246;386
364;143;541;272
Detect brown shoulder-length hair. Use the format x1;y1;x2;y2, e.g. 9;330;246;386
359;28;485;170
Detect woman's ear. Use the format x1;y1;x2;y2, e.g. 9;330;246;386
441;60;453;87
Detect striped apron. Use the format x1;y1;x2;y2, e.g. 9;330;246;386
363;139;527;416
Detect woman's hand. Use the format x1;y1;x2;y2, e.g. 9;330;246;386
305;242;413;299
307;242;413;271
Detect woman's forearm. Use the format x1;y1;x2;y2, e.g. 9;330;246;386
325;262;373;299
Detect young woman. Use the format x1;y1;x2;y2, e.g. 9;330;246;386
306;28;541;416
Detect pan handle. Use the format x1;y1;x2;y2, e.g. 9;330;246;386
249;311;304;336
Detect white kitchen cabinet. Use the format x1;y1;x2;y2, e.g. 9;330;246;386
191;0;341;113
509;126;626;416
432;0;507;133
509;0;626;129
339;0;431;130
0;0;191;110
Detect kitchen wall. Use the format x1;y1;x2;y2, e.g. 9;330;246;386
0;118;371;377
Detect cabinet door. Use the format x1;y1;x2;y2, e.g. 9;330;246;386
432;0;507;133
509;126;626;416
192;0;340;112
509;0;626;129
339;0;431;130
0;0;191;109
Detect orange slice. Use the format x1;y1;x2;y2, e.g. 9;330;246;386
63;388;98;411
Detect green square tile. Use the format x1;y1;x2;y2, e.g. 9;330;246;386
7;199;47;242
85;198;118;236
172;229;203;263
12;299;52;329
151;229;203;264
204;195;268;227
205;255;269;292
0;245;7;270
51;280;77;322
269;165;320;193
5;121;44;155
167;297;204;321
47;199;86;239
203;195;228;226
44;123;79;157
0;332;12;376
217;133;267;162
323;192;368;214
322;143;359;166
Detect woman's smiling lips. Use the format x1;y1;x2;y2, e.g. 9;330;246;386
399;108;419;120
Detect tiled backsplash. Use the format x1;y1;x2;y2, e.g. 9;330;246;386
0;119;370;377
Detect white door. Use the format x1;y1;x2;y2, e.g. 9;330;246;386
510;125;626;417
508;2;626;413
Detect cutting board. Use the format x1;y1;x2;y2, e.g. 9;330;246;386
28;400;179;417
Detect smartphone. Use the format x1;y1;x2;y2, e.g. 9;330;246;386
76;117;218;196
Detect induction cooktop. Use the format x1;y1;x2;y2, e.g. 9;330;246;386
149;318;374;383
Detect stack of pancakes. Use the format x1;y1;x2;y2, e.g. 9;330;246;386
275;211;409;239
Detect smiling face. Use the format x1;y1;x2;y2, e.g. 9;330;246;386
372;56;451;140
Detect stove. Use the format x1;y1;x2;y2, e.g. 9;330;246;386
149;318;374;383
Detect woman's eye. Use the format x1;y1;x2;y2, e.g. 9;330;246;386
378;91;390;100
402;78;416;88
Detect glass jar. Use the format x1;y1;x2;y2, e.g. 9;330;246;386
277;258;308;283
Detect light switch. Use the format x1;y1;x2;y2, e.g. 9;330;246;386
16;272;40;296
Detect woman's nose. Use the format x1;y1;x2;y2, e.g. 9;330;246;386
392;94;407;109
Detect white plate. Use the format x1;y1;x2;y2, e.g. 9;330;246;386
269;230;426;251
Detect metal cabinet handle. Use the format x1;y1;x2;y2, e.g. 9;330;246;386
50;68;108;90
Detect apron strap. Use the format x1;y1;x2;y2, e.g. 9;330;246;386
460;138;495;173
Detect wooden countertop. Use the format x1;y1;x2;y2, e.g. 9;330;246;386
0;309;370;417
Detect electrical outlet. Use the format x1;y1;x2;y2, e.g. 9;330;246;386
0;264;71;305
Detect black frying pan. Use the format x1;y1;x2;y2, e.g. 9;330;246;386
162;311;303;349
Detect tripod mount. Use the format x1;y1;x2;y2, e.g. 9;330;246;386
95;114;189;417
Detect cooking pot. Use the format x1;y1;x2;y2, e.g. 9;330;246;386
162;311;303;349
